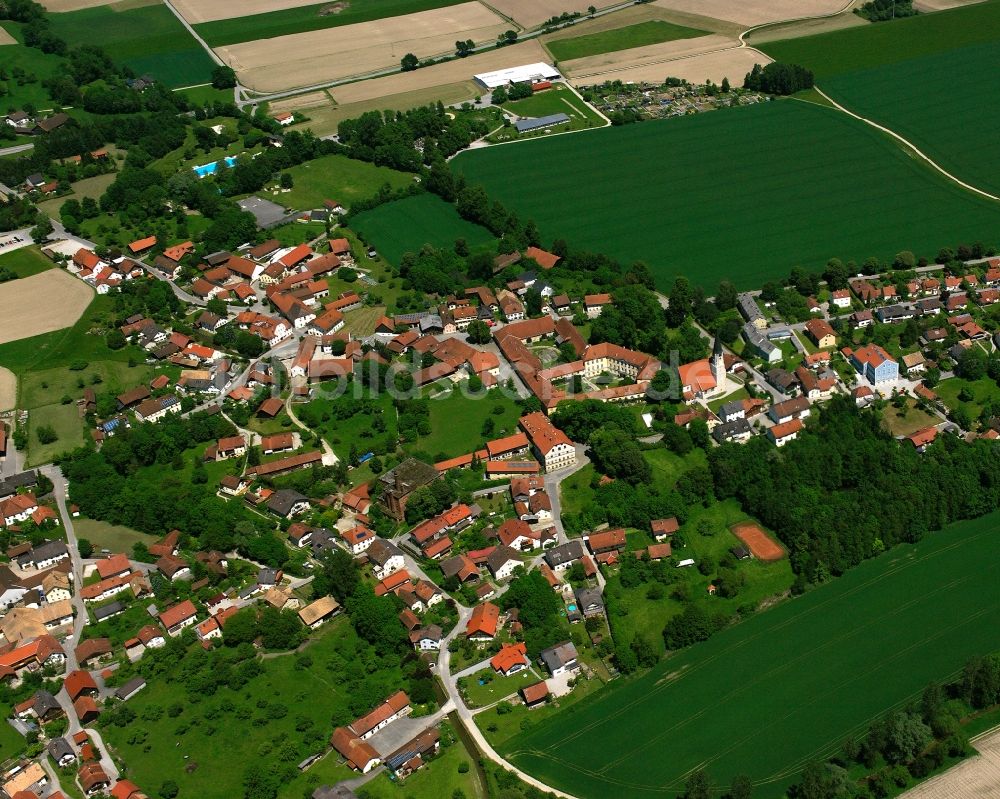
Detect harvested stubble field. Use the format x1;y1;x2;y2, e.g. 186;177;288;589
0;25;15;45
172;0;335;24
454;100;1000;290
0;368;15;413
328;38;549;104
505;511;1000;797
218;2;508;93
0;270;92;345
762;0;1000;196
193;0;470;47
560;33;751;84
652;0;849;27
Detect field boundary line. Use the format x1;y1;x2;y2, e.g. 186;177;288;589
802;85;1000;203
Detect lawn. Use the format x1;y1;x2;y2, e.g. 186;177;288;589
175;84;234;106
26;402;85;466
546;20;709;62
405;386;523;461
762;1;1000;196
881;398;941;438
103;617;404;799
936;376;1000;421
47;4;215;87
194;0;470;47
452;100;1000;291
73;518;157;556
272;154;414;212
504;510;1000;798
0;247;54;279
459;667;542;709
350;193;497;267
358;727;483;799
0;700;26;761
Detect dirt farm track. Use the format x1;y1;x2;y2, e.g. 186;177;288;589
0;270;92;346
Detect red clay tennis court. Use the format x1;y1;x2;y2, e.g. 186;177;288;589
731;522;785;561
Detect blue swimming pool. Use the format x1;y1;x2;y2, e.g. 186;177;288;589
567;603;578;613
193;155;238;178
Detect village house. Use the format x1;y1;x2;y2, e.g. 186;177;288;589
159;600;198;636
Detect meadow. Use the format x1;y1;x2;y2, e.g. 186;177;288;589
546;20;708;62
762;1;1000;195
47;4;215;87
504;511;1000;798
0;23;65;109
276;153;414;211
350;193;497;267
453;100;1000;290
0;247;54;279
406;385;524;461
194;0;469;47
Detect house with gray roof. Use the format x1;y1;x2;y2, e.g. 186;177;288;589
540;641;579;676
544;540;585;571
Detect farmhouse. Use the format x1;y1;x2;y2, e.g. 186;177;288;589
519;412;576;471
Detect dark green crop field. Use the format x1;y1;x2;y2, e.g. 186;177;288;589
195;0;468;48
48;4;215;87
762;1;1000;196
505;511;1000;798
453;101;1000;290
350;193;497;266
546;20;709;62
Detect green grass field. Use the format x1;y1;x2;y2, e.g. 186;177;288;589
406;386;523;461
47;4;215;87
762;1;1000;196
546;20;709;62
274;154;414;211
0;22;65;109
350;193;497;267
74;518;157;555
453;100;1000;290
0;247;54;279
936;376;1000;421
504;511;1000;797
194;0;469;47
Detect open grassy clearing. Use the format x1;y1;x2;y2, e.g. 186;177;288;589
26;401;84;465
272;154;414;211
547;19;709;61
936;376;1000;420
453;100;1000;290
73;518;157;554
406;385;523;461
460;667;543;708
762;1;1000;195
881;398;941;438
605;498;793;656
0;247;54;279
102;618;400;799
194;0;471;47
36;172;118;218
505;511;1000;798
350;193;497;267
47;3;215;87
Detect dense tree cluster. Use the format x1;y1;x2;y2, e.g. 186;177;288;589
855;0;917;21
500;570;566;654
743;62;814;95
222;606;306;650
710;397;1000;587
62;414;289;565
